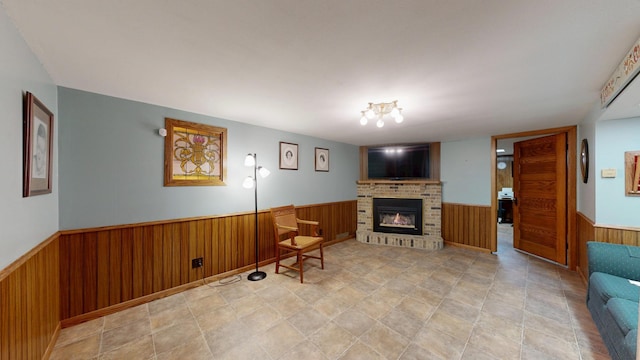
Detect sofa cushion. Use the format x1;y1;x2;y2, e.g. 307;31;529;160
625;329;638;360
607;297;639;335
590;272;640;304
588;242;640;281
628;246;640;259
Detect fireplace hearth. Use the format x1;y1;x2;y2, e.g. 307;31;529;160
373;198;422;235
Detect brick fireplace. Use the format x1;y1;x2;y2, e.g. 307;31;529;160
357;180;443;250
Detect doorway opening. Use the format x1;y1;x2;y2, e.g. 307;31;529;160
490;126;577;270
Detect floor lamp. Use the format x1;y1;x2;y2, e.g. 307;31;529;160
243;153;270;281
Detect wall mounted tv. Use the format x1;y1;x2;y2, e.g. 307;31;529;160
367;144;430;179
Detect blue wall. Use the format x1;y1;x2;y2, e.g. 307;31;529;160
577;100;608;222
441;137;492;206
595;117;640;227
0;9;59;269
58;87;359;229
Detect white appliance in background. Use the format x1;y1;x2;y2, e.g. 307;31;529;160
498;187;514;199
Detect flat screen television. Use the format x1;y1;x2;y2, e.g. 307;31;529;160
367;144;430;179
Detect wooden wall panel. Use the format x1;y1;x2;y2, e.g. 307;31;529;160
132;227;144;299
57;200;357;322
442;203;492;251
576;212;595;281
594;226;640;246
83;233;98;314
121;228;133;302
0;234;60;360
576;212;640;282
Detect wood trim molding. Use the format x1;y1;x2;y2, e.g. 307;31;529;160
59;200;356;236
491;125;577;269
59;210;263;235
595;223;640;232
0;231;59;282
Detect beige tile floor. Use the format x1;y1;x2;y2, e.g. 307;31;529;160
51;225;611;359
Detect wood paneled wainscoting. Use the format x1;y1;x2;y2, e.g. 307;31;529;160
0;234;60;360
58;200;356;326
442;203;492;252
0;201;355;359
576;212;640;282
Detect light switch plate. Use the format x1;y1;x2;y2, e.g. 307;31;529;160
601;168;617;178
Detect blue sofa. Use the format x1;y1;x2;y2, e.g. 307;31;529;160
587;241;640;360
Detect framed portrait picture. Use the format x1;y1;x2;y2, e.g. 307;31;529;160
23;92;54;197
315;147;329;172
279;142;298;170
164;118;227;186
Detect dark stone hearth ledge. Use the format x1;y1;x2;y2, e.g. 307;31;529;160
356;180;441;185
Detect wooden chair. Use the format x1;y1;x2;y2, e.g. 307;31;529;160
270;204;324;283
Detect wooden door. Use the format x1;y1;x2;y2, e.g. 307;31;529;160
513;133;567;264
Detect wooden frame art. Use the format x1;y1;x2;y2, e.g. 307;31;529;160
315;147;329;172
164;118;227;186
625;150;640;196
279;142;298;170
23;92;54;197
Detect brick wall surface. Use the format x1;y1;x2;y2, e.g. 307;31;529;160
356;183;443;250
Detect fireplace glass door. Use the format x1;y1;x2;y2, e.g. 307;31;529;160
373;198;423;235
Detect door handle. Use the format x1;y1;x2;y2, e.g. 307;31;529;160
513;197;517;206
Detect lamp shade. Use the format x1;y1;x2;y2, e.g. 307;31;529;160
244;154;256;167
242;176;255;189
258;166;270;178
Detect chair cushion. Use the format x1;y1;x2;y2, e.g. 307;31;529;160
279;236;322;249
607;297;639;335
590;272;640;304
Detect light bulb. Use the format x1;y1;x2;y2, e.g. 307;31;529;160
360;113;368;126
365;108;375;119
390;107;400;118
258;166;270;178
244;154;255;167
376;119;384;128
242;176;254;189
394;113;404;123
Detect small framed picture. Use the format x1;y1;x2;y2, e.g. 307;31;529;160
23;92;54;197
279;142;298;170
315;147;329;172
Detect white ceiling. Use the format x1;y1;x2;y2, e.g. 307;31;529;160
3;0;640;146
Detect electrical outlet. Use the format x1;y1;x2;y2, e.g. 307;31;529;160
192;257;203;269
